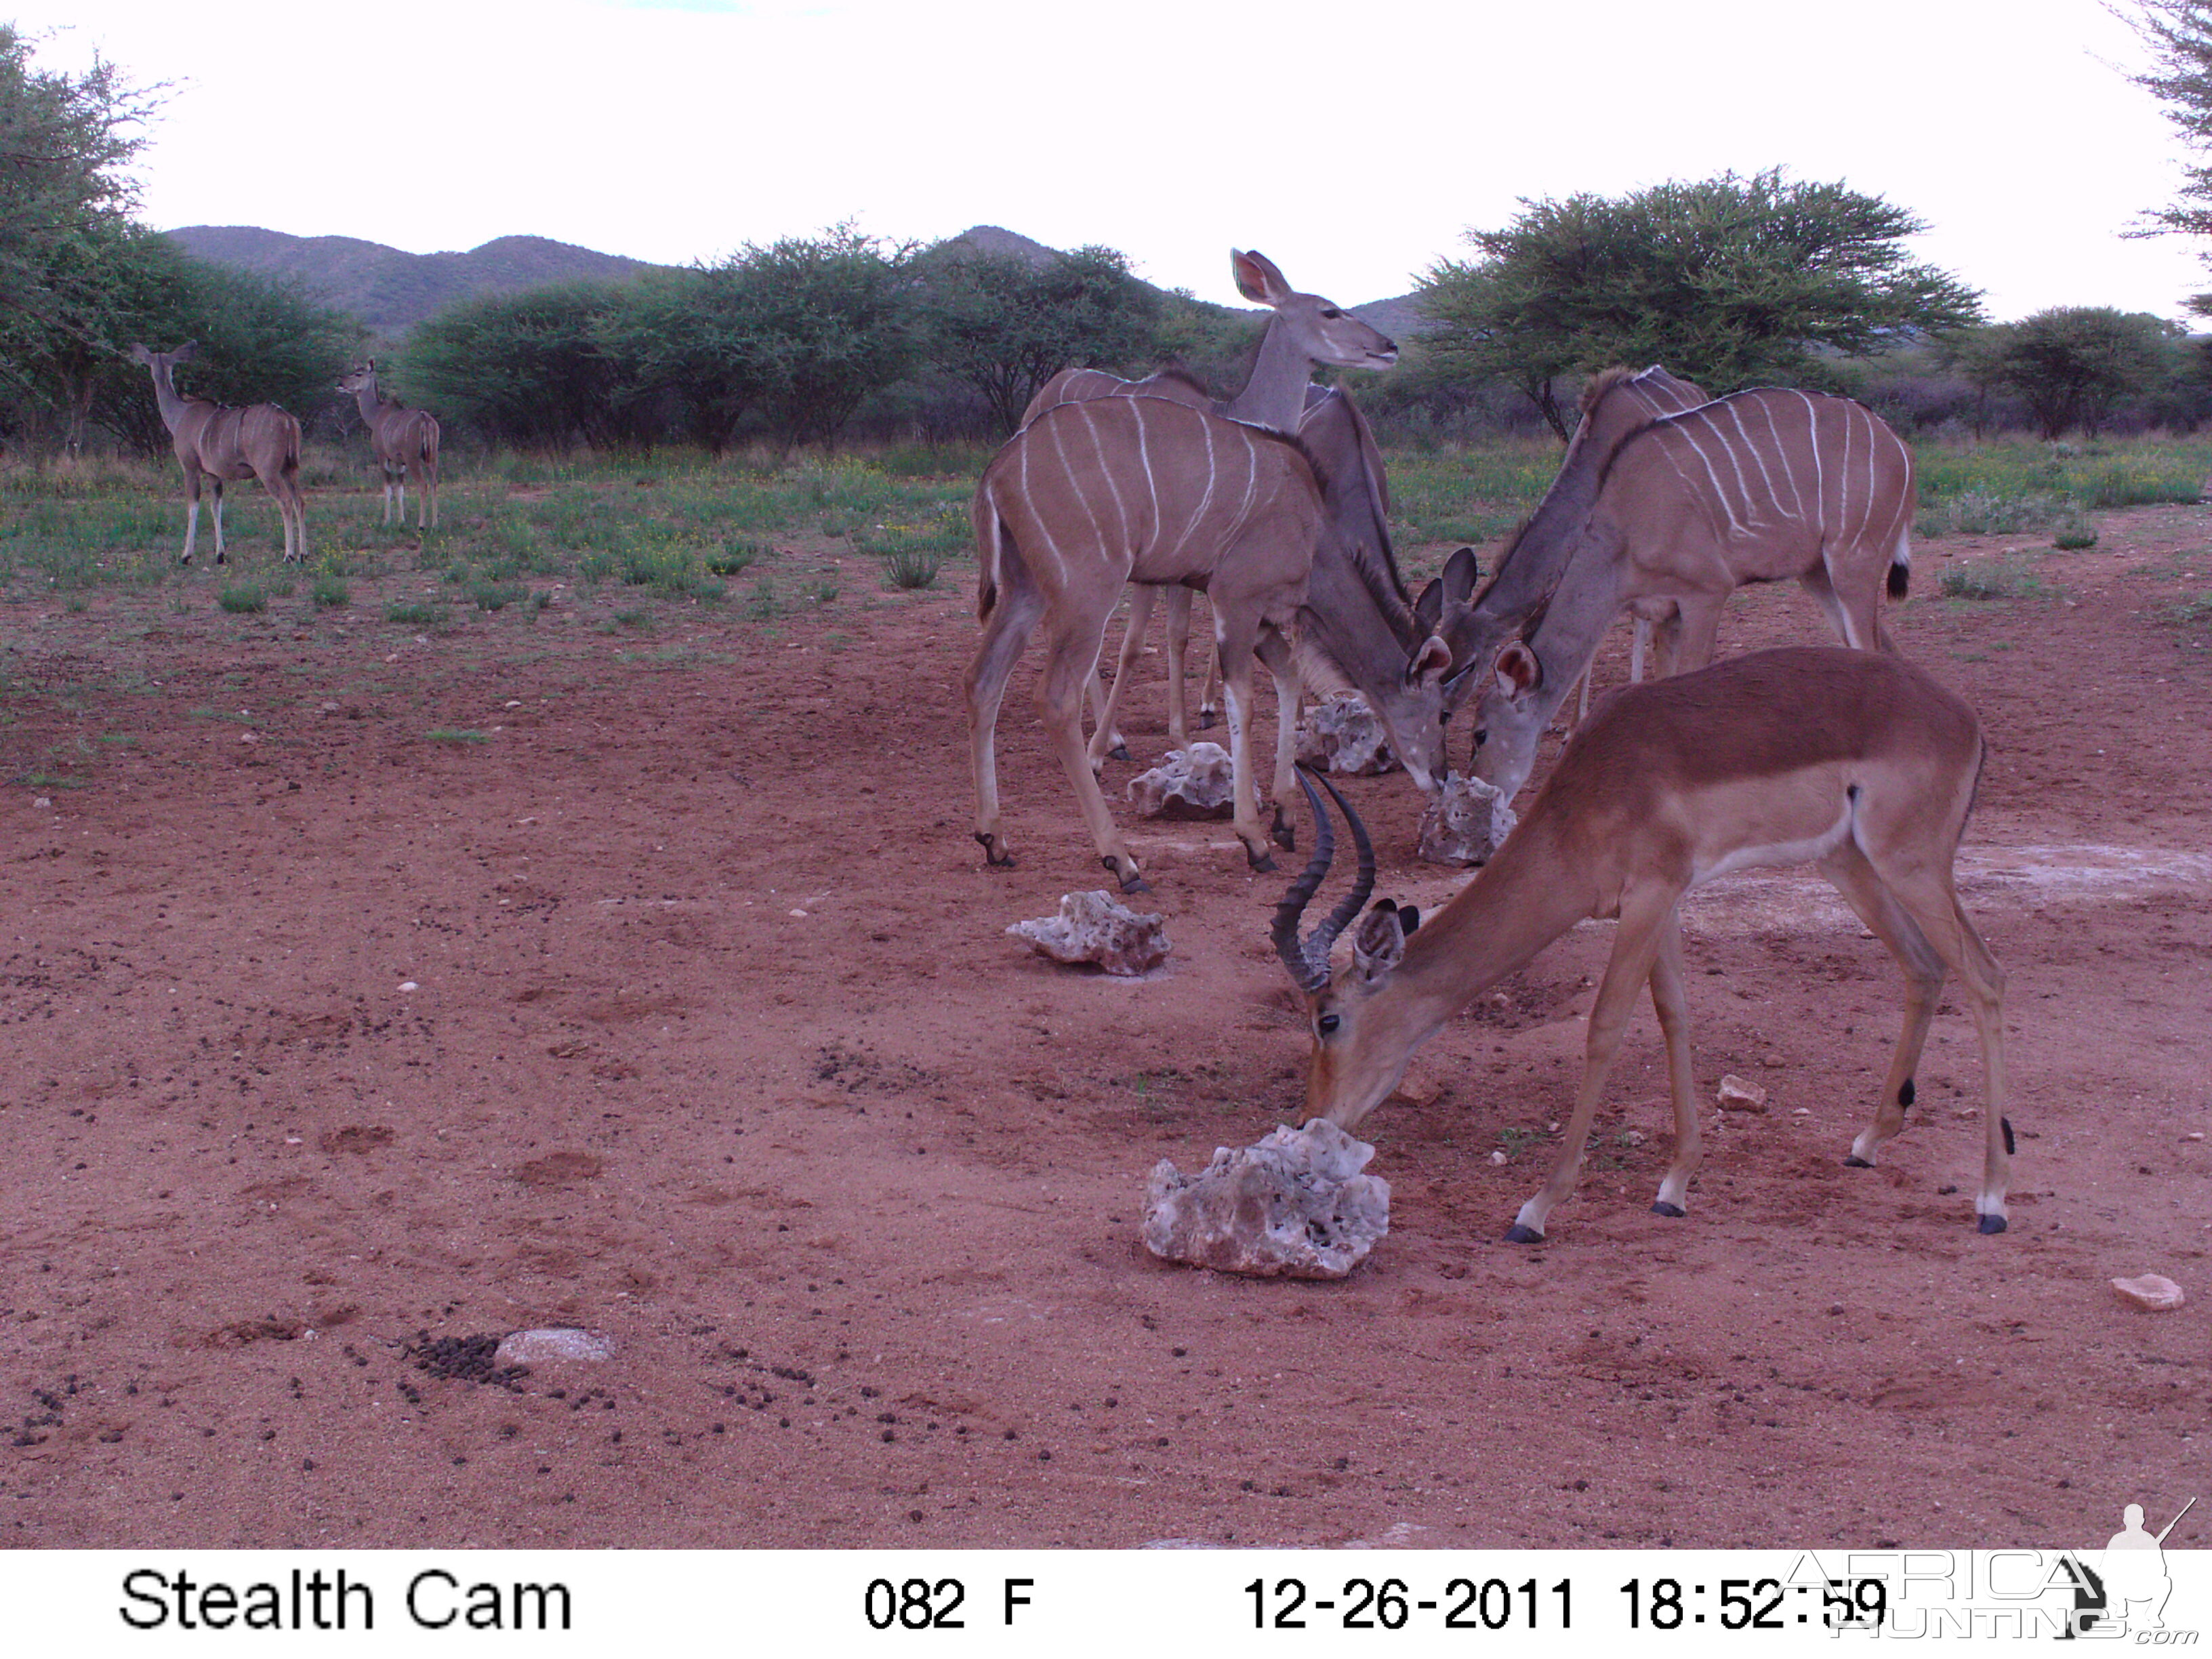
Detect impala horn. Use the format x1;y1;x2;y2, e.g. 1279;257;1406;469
1271;766;1376;994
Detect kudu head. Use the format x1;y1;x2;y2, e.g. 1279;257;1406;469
337;360;380;398
1414;546;1490;712
129;340;199;388
1466;626;1552;804
1231;249;1397;375
1273;769;1427;1129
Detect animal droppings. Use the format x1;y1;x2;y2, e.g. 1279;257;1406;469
494;1328;617;1365
2109;1273;2186;1312
1296;692;1397;775
1717;1074;1769;1112
1126;743;1235;819
1143;1118;1390;1279
1007;891;1170;977
1417;773;1517;865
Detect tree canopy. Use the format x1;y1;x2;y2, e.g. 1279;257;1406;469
1947;306;2184;438
1417;168;1984;437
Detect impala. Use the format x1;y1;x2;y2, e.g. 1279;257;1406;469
131;342;308;565
337;360;442;529
1275;647;2012;1242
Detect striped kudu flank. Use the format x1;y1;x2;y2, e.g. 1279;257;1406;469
1017;251;1398;760
1279;648;2012;1243
130;342;308;566
1470;388;1917;804
967;394;1324;890
339;361;442;529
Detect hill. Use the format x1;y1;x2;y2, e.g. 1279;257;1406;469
163;227;671;333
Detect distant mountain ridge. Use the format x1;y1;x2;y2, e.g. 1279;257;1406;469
166;222;1431;338
163;226;672;334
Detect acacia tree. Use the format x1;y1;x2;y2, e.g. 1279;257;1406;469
1952;308;2182;438
1418;168;1984;437
2116;0;2212;308
916;243;1158;432
726;225;917;453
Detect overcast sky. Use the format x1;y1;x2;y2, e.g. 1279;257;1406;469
16;0;2209;322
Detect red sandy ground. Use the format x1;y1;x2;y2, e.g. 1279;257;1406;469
1;506;2206;1551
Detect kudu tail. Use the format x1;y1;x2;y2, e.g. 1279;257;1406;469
1887;528;1911;599
973;485;1012;623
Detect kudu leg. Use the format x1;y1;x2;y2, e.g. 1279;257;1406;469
1086;586;1158;769
1254;628;1301;852
1667;596;1725;674
1162;586;1192;748
1038;613;1147;890
964;582;1046;870
1507;886;1677;1242
1212;615;1278;874
211;480;226;566
181;472;202;565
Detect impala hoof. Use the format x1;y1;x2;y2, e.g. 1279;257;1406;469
1503;1223;1544;1245
1650;1201;1686;1218
1245;848;1277;874
1843;1155;1873;1168
1976;1214;2008;1235
1107;744;1132;764
973;831;1014;869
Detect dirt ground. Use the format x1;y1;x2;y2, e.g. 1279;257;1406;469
1;505;2207;1551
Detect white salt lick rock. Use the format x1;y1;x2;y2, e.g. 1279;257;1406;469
1007;890;1170;977
1296;693;1397;775
1717;1074;1769;1113
2110;1273;2185;1312
1126;742;1235;819
495;1328;616;1366
1418;773;1518;865
1143;1118;1390;1279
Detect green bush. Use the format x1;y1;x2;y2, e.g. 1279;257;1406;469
2053;518;2099;550
386;601;445;626
311;572;350;607
218;586;267;613
883;548;944;588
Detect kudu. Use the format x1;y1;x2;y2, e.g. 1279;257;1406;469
1469;388;1918;804
130;342;308;566
1276;647;2011;1242
337;361;441;529
968;254;1408;889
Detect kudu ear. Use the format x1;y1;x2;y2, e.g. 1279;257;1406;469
1352;901;1408;983
1414;577;1443;634
172;340;199;363
1407;634;1453;689
1493;640;1542;701
1443;545;1481;602
1231;249;1292;306
128;343;154;365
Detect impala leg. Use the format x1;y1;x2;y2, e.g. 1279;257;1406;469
1162;586;1191;748
1087;586;1155;769
964;579;1045;871
1817;842;1946;1180
1039;611;1146;890
1508;888;1675;1242
1254;627;1300;851
1647;917;1703;1217
1212;617;1276;874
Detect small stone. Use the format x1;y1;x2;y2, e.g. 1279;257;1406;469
1759;1053;1786;1068
1717;1074;1769;1113
1488;1149;1509;1166
1417;773;1518;865
1295;692;1397;775
2188;1132;2205;1143
1143;1119;1389;1279
1828;1303;1846;1316
32;797;51;809
239;731;260;745
1622;1128;1646;1147
397;981;418;993
1126;743;1234;819
2110;1273;2186;1313
1008;891;1170;977
495;1328;617;1365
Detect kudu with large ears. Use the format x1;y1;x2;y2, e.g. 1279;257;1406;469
338;360;442;530
1276;647;2013;1244
130;342;308;566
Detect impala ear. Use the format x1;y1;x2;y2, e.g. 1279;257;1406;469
1493;640;1542;700
1231;249;1291;306
1352;901;1407;982
1408;634;1453;688
1398;905;1419;935
1443;545;1480;602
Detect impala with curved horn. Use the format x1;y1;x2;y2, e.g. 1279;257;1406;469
131;342;308;566
1275;647;2013;1242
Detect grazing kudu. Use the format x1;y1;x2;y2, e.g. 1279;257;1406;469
1469;389;1917;804
1023;250;1399;760
337;361;441;529
1419;365;1710;714
968;255;1404;888
1276;647;2011;1242
129;342;308;566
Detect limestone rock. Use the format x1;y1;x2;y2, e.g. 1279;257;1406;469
1142;1118;1389;1279
1717;1073;1769;1112
2110;1273;2186;1312
1417;773;1518;865
495;1327;615;1366
1008;890;1169;977
1126;742;1234;819
1296;692;1397;775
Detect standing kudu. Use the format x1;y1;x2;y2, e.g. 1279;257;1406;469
130;342;308;565
1469;389;1917;804
338;361;441;529
1277;647;2012;1243
1021;250;1399;758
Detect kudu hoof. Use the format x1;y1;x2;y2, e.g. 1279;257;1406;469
1650;1201;1686;1218
1502;1223;1545;1245
1198;711;1218;731
1976;1214;2008;1235
1269;806;1296;853
1842;1154;1873;1168
1101;856;1149;895
973;831;1014;869
1244;847;1277;874
1107;744;1132;764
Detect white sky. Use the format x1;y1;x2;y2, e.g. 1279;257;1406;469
14;0;2210;323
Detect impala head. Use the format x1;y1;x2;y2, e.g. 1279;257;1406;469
1231;249;1397;374
1274;769;1429;1128
1467;634;1549;803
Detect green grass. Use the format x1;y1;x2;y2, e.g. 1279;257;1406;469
217;585;268;614
1938;558;2053;601
311;572;350;608
384;601;445;627
425;729;491;744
